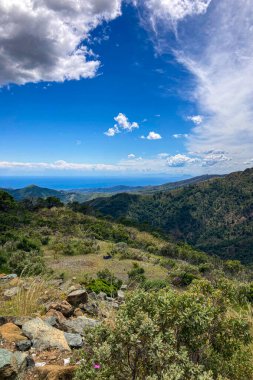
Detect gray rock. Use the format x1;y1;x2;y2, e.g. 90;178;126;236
44;316;58;327
0;348;28;379
111;302;119;309
97;292;107;300
0;274;17;281
22;318;70;352
117;290;125;301
3;287;20;300
106;297;114;302
64;333;83;348
67;289;88;306
15;340;32;352
120;285;128;291
60;317;100;336
9;317;31;328
88;292;97;300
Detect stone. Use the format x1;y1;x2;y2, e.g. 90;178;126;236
60;316;100;336
36;364;76;380
22;318;71;352
117;290;125;301
46;301;73;317
0;274;17;281
64;333;83;349
97;292;107;300
73;308;83;317
0;348;28;379
80;303;98;316
111;302;119;309
44;317;58;327
67;285;78;294
106;296;114;302
0;323;27;343
88;292;97;300
3;287;20;300
15;340;32;352
45;309;66;323
10;317;32;328
66;289;88;306
120;285;128;291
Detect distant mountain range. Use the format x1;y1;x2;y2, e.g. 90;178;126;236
1;174;221;203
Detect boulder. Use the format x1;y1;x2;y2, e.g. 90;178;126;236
3;287;20;300
0;274;17;281
64;333;83;349
97;292;107;300
66;289;88;306
60;316;100;336
22;318;71;352
0;323;27;343
45;309;66;322
73;308;83;317
117;290;125;301
36;364;76;380
15;340;32;352
0;349;28;379
46;301;73;318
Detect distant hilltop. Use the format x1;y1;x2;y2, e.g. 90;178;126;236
1;174;222;203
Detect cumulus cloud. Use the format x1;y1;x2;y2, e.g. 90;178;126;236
166;154;199;167
173;134;189;139
105;113;139;137
187;115;203;125
0;0;122;85
128;153;136;159
146;131;162;140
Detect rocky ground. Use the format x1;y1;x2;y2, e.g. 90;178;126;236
0;274;126;379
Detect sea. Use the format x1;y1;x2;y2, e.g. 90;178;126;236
0;176;188;190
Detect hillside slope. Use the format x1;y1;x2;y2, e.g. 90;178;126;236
85;168;253;263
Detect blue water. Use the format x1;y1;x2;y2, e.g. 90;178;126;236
0;176;188;190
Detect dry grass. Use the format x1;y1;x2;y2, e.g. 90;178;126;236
0;277;61;317
48;251;167;283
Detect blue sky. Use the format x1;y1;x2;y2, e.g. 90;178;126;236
0;0;253;177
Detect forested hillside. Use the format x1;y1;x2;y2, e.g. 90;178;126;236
85;168;253;263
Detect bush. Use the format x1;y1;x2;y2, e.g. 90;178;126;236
128;263;146;283
169;264;200;287
7;250;46;276
97;269;122;290
141;279;168;291
86;279;118;297
75;284;253;380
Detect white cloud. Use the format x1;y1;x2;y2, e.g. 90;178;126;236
173;134;189;139
158;153;169;158
147;131;162;140
114;113;139;131
166;154;199;167
0;0;122;85
138;0;253;171
138;0;211;26
105;113;139;137
187;115;203;125
128;153;136;158
104;127;119;137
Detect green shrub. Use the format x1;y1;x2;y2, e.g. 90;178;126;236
86;279;118;297
7;250;46;276
128;263;146;283
142;279;168;291
97;269;122;290
75;284;253;380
